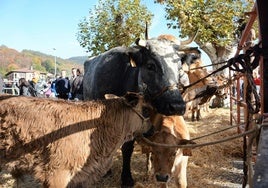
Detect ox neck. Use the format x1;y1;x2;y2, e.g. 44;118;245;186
123;101;149;122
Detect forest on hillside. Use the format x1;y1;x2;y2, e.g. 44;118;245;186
0;45;86;77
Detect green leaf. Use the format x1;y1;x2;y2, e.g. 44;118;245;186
77;0;153;56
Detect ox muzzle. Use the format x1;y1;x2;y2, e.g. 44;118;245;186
150;85;186;116
156;173;170;183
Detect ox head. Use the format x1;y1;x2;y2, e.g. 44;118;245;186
181;50;201;69
149;131;180;183
105;92;153;138
146;115;191;186
127;38;191;116
105;92;152;119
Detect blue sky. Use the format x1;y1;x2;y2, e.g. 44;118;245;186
0;0;204;60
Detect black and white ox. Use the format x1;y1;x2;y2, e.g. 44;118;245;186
83;38;192;187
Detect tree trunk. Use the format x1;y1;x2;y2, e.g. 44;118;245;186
196;41;237;75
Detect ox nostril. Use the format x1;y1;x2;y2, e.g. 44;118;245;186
156;174;169;182
168;103;186;116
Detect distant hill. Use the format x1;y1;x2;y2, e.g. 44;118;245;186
0;45;84;76
67;56;89;65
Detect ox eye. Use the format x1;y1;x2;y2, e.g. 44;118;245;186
146;63;156;71
142;107;151;118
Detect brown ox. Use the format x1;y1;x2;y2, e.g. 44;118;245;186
140;114;190;188
183;57;218;121
0;93;151;188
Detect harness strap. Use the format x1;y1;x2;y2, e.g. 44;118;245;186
151;84;178;101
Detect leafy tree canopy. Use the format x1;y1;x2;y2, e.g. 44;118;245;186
156;0;254;47
77;0;153;56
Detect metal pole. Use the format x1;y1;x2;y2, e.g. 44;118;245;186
53;48;56;78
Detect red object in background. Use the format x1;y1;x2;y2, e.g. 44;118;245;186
254;77;261;85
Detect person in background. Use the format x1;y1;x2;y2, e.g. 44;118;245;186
70;69;84;100
69;68;77;99
238;19;256;53
29;72;39;91
17;78;37;97
43;80;53;98
26;71;40;97
51;75;59;98
253;71;260;95
243;27;256;54
55;74;70;100
0;74;3;94
70;68;77;83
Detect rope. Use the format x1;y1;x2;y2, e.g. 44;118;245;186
181;64;229;93
181;43;262;113
138;42;262;150
189;60;228;71
191;124;242;141
137;124;261;149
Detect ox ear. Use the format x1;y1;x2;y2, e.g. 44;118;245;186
181;63;189;73
130;57;137;67
135;38;147;47
124;92;141;107
128;46;143;67
104;94;120;99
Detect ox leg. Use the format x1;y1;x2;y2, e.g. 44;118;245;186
191;109;195;121
121;140;135;187
174;156;188;188
44;169;70;188
196;109;201;121
146;152;153;181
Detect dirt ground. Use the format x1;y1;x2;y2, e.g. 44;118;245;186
0;107;246;188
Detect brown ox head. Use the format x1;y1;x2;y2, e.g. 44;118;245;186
105;92;153;138
150;132;179;184
147;115;190;186
157;30;199;46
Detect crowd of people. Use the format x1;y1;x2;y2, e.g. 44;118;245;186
0;74;3;94
14;67;84;101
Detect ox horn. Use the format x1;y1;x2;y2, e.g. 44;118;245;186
175;46;200;54
135;38;147;47
180;29;199;45
145;21;149;40
104;94;120;99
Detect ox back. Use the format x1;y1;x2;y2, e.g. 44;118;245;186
0;93;150;187
83;38;187;187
